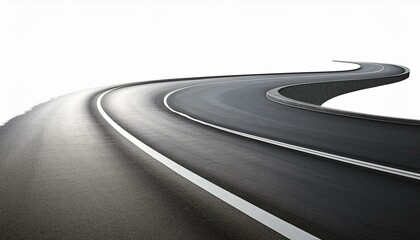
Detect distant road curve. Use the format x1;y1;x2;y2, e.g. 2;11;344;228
267;61;416;125
1;61;419;240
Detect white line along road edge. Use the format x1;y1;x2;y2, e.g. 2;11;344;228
97;87;319;240
163;81;420;181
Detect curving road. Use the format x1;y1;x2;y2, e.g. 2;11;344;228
1;62;419;239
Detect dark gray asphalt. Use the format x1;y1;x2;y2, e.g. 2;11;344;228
0;89;282;240
1;62;419;239
169;63;420;172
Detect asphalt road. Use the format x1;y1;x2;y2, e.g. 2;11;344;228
1;62;419;239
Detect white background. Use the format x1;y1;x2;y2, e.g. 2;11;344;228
1;0;419;125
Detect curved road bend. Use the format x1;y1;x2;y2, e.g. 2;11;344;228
1;62;419;239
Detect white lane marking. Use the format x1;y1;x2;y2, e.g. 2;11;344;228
97;88;320;240
163;77;420;181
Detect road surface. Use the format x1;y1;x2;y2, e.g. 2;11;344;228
1;62;419;239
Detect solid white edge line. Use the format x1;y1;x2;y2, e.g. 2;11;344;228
163;82;420;181
97;87;320;240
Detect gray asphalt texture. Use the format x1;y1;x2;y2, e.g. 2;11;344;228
1;62;419;239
